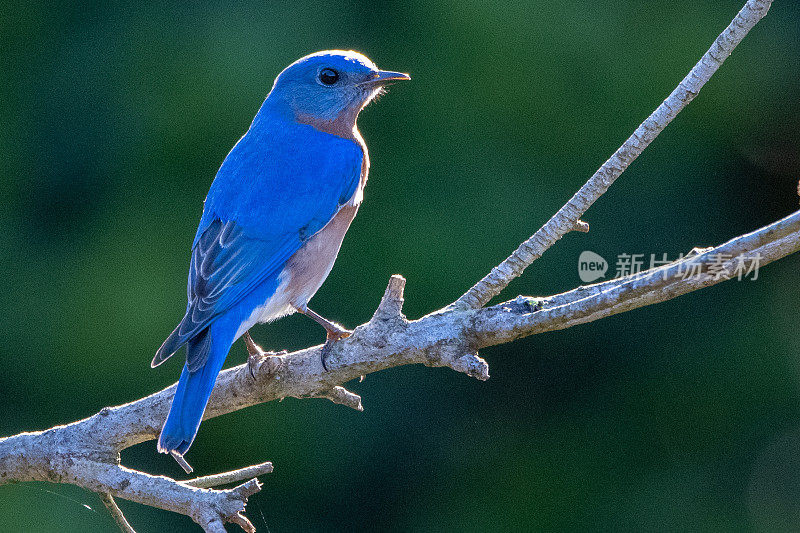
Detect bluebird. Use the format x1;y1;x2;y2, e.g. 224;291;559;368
151;50;409;470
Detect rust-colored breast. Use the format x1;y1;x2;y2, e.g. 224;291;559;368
282;203;359;308
282;110;370;305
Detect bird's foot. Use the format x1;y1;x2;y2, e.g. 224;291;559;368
324;322;353;342
248;350;286;380
295;304;352;341
292;305;352;371
321;341;334;372
243;331;285;379
320;326;352;372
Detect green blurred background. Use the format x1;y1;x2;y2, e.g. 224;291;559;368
2;1;799;531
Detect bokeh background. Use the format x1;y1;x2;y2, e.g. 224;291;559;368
2;1;799;531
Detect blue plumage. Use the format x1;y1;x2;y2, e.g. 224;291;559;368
152;50;408;464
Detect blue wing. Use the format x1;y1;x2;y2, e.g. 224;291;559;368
152;121;363;370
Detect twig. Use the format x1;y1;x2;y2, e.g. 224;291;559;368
100;493;136;533
311;386;364;411
473;210;800;345
185;462;274;489
454;0;774;310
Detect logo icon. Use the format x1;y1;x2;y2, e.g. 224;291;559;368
578;251;608;283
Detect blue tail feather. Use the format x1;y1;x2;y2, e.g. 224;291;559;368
157;328;232;456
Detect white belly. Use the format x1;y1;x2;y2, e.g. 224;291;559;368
234;203;359;339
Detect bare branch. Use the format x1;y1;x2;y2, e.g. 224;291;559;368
1;209;795;520
100;493;136;533
0;210;795;530
185;462;274;489
472;210;800;346
454;0;774;310
312;386;364;411
0;428;268;532
371;274;406;321
572;220;590;233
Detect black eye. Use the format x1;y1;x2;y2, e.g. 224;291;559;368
319;68;339;85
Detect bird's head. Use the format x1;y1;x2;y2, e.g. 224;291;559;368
265;50;409;135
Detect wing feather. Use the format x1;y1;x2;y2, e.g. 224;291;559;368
153;123;364;369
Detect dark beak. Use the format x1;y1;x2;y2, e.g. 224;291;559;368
365;70;411;86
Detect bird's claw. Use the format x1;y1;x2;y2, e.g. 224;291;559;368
320;326;352;371
248;349;286;379
321;342;333;372
244;332;285;379
248;351;260;380
325;325;353;342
